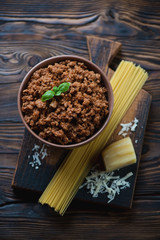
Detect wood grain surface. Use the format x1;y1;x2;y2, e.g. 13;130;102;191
0;1;160;239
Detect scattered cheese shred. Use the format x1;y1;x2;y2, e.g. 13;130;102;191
28;144;48;169
80;167;133;203
118;117;139;137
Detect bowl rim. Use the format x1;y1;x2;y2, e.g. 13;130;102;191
18;55;114;149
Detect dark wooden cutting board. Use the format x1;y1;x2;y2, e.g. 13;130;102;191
12;36;152;208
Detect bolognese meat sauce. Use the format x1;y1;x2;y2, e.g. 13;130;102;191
22;60;109;144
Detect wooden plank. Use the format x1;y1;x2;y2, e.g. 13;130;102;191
0;123;24;153
87;36;122;74
0;198;160;240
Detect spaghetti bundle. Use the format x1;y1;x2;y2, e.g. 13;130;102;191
39;61;148;215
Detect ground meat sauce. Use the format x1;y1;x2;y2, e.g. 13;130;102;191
22;60;109;144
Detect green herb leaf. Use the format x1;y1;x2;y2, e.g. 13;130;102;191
58;82;71;93
53;86;58;92
55;90;62;96
41;82;70;101
41;90;55;102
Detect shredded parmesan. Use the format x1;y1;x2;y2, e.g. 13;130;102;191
40;144;48;159
80;167;133;203
28;144;48;169
32;144;40;151
118;117;139;137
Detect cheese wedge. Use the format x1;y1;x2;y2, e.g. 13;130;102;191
102;137;136;172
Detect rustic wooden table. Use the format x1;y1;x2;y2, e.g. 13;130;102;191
0;1;160;239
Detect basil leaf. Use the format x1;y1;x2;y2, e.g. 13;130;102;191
58;82;70;93
41;82;70;102
55;90;62;96
41;90;55;102
53;86;58;92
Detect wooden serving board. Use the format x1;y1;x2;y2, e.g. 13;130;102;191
12;36;152;208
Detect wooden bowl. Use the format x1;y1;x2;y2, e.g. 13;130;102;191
18;55;114;149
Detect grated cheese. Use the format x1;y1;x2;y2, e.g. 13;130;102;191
80;166;133;203
28;144;48;170
40;144;48;159
32;144;40;151
118;117;139;137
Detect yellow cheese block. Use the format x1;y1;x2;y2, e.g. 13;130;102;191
102;137;137;172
